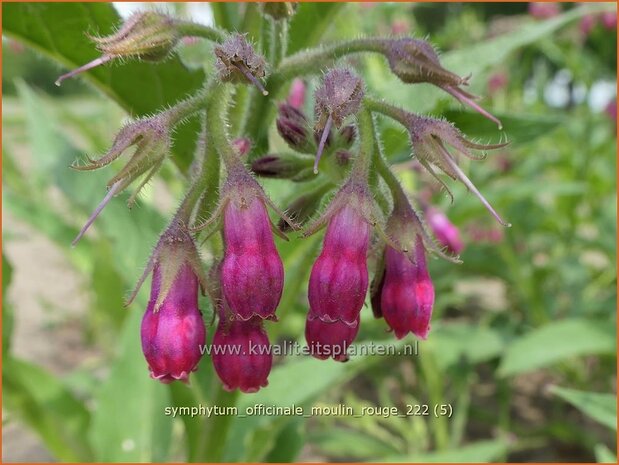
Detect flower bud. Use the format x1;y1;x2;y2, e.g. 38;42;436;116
222;186;284;321
276;103;315;154
382;38;502;128
71;114;171;245
308;204;371;326
313;68;364;172
425;207;464;255
56;12;180;86
140;225;207;383
263;2;298;21
287;78;306;109
212;316;272;393
251;154;314;181
380;238;434;340
305;316;359;362
215;34;269;95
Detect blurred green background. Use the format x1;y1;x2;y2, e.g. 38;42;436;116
2;2;617;463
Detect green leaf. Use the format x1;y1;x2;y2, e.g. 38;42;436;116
3;3;205;171
594;443;617;463
498;319;616;377
550;386;617;431
288;3;346;54
2;254;14;354
312;428;400;459
383;439;509;463
264;418;305;462
442;111;564;144
3;357;93;461
426;323;506;370
88;306;173;462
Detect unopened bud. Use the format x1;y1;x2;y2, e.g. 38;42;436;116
263;2;298;21
56;12;180;86
215;34;269;95
251;154;314;181
276;103;315;153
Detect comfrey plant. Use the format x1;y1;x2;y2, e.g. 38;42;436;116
62;8;509;392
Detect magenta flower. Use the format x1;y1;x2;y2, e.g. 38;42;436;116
380;237;434;340
580;14;597;38
222;192;284;321
212;316;272;393
305;316;360;362
605;99;617;123
287;78;306;109
425;207;464;255
602;12;617;30
141;262;205;384
308;204;371;326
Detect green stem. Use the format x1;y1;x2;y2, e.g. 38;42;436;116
165;85;212;126
270;19;288;68
175;20;227;42
205;82;245;171
352;107;375;180
275;37;385;83
364;96;410;127
418;352;450;450
201;387;240;462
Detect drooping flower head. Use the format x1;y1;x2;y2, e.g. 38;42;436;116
303;179;374;359
313;68;365;173
381;38;502;128
215;168;286;321
71;113;171;245
378;236;434;340
214;34;269;95
56;12;181;85
137;223;208;383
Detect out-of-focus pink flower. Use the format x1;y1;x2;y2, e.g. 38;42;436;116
232;137;251;157
528;3;560;20
287;78;306;110
487;71;508;95
580;14;597;37
425;207;464;255
391;19;409;35
467;224;505;244
602;11;617;30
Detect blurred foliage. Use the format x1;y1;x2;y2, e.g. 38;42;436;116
2;2;617;463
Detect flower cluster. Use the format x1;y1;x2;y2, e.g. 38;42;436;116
65;8;509;390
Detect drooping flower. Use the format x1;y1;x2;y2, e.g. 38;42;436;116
303;181;373;360
56;12;181;85
212;315;272;393
219;171;285;321
138;223;207;383
379;236;434;340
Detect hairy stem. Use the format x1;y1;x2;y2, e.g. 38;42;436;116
275;37;385;83
175;20;227;42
